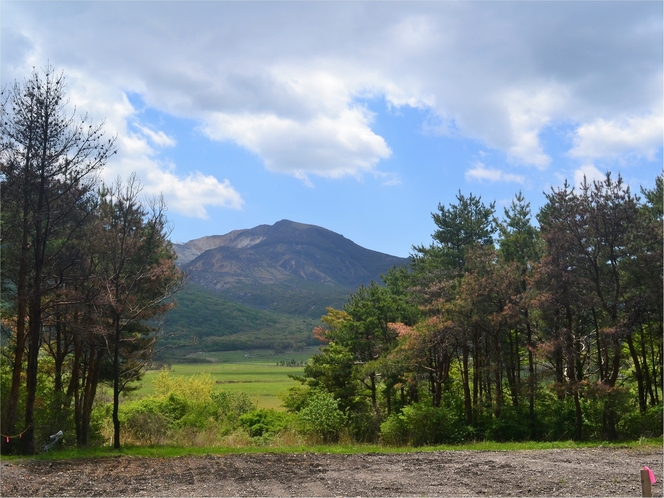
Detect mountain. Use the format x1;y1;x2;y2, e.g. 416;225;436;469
174;220;409;317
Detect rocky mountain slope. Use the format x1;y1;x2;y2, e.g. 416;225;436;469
174;220;409;317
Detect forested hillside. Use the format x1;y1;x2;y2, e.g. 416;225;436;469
159;284;322;357
289;175;663;444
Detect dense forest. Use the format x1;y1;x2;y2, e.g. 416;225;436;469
0;68;183;454
292;176;663;444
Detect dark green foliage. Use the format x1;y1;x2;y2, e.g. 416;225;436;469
218;281;351;318
412;190;495;277
159;283;321;357
485;405;531;442
239;409;297;439
619;405;664;440
380;401;469;447
297;174;662;446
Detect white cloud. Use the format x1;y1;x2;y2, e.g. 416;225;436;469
2;1;661;184
143;171;244;218
57;70;245;219
500;86;569;168
465;163;525;184
202;105;391;180
569;113;663;160
574;164;605;187
134;125;176;148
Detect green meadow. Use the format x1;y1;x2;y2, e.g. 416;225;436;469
133;347;319;409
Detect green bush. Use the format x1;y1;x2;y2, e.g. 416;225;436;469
380;413;409;446
380;402;469;446
534;391;577;441
298;390;347;443
618;404;664;439
486;405;531;442
116;371;257;445
347;409;383;443
212;391;255;423
124;410;170;444
239;409;297;439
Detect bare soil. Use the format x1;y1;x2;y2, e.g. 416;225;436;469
1;447;661;497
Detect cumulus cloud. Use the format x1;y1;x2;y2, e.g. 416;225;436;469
465;162;525;184
55;70;245;219
202;105;391;179
2;1;661;186
569;113;663;161
574;164;606;187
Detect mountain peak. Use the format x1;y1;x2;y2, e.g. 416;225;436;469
173;221;409;316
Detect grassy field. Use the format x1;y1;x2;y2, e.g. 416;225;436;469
9;437;663;462
133;347;319;409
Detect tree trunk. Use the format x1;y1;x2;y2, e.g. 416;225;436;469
462;342;472;425
626;334;647;414
526;320;536;439
113;315;121;449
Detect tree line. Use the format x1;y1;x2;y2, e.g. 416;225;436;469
292;174;662;444
0;67;183;454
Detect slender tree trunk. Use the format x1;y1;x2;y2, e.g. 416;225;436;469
626;334;647;414
24;291;42;455
462;342;472;425
5;199;31;453
649;327;660;405
369;373;378;413
113;315;121;449
81;348;103;447
565;306;582;440
526;320;536;439
592;308;604;382
493;331;503;418
639;327;655;407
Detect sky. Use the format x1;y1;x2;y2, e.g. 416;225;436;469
2;1;662;258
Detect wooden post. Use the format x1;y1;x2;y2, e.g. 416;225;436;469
641;469;653;497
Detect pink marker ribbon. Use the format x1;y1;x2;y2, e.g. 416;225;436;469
643;466;657;484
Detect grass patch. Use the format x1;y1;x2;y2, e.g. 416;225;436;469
126;348;318;409
9;437;662;462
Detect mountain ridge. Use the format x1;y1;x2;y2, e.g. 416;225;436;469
173;220;409;317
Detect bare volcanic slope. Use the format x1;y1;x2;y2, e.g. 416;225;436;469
174;220;409;316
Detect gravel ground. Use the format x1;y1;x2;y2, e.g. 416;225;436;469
1;447;662;497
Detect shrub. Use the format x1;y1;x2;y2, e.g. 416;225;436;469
380;402;469;446
618;404;664;439
347;409;383;443
124;410;170;445
212;391;255;423
534;391;577;441
298;390;346;443
239;409;297;440
486;405;531;442
380;413;409;446
115;371;257;445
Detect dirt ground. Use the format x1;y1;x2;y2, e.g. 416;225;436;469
1;447;662;497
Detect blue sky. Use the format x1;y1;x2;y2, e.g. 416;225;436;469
2;1;662;258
